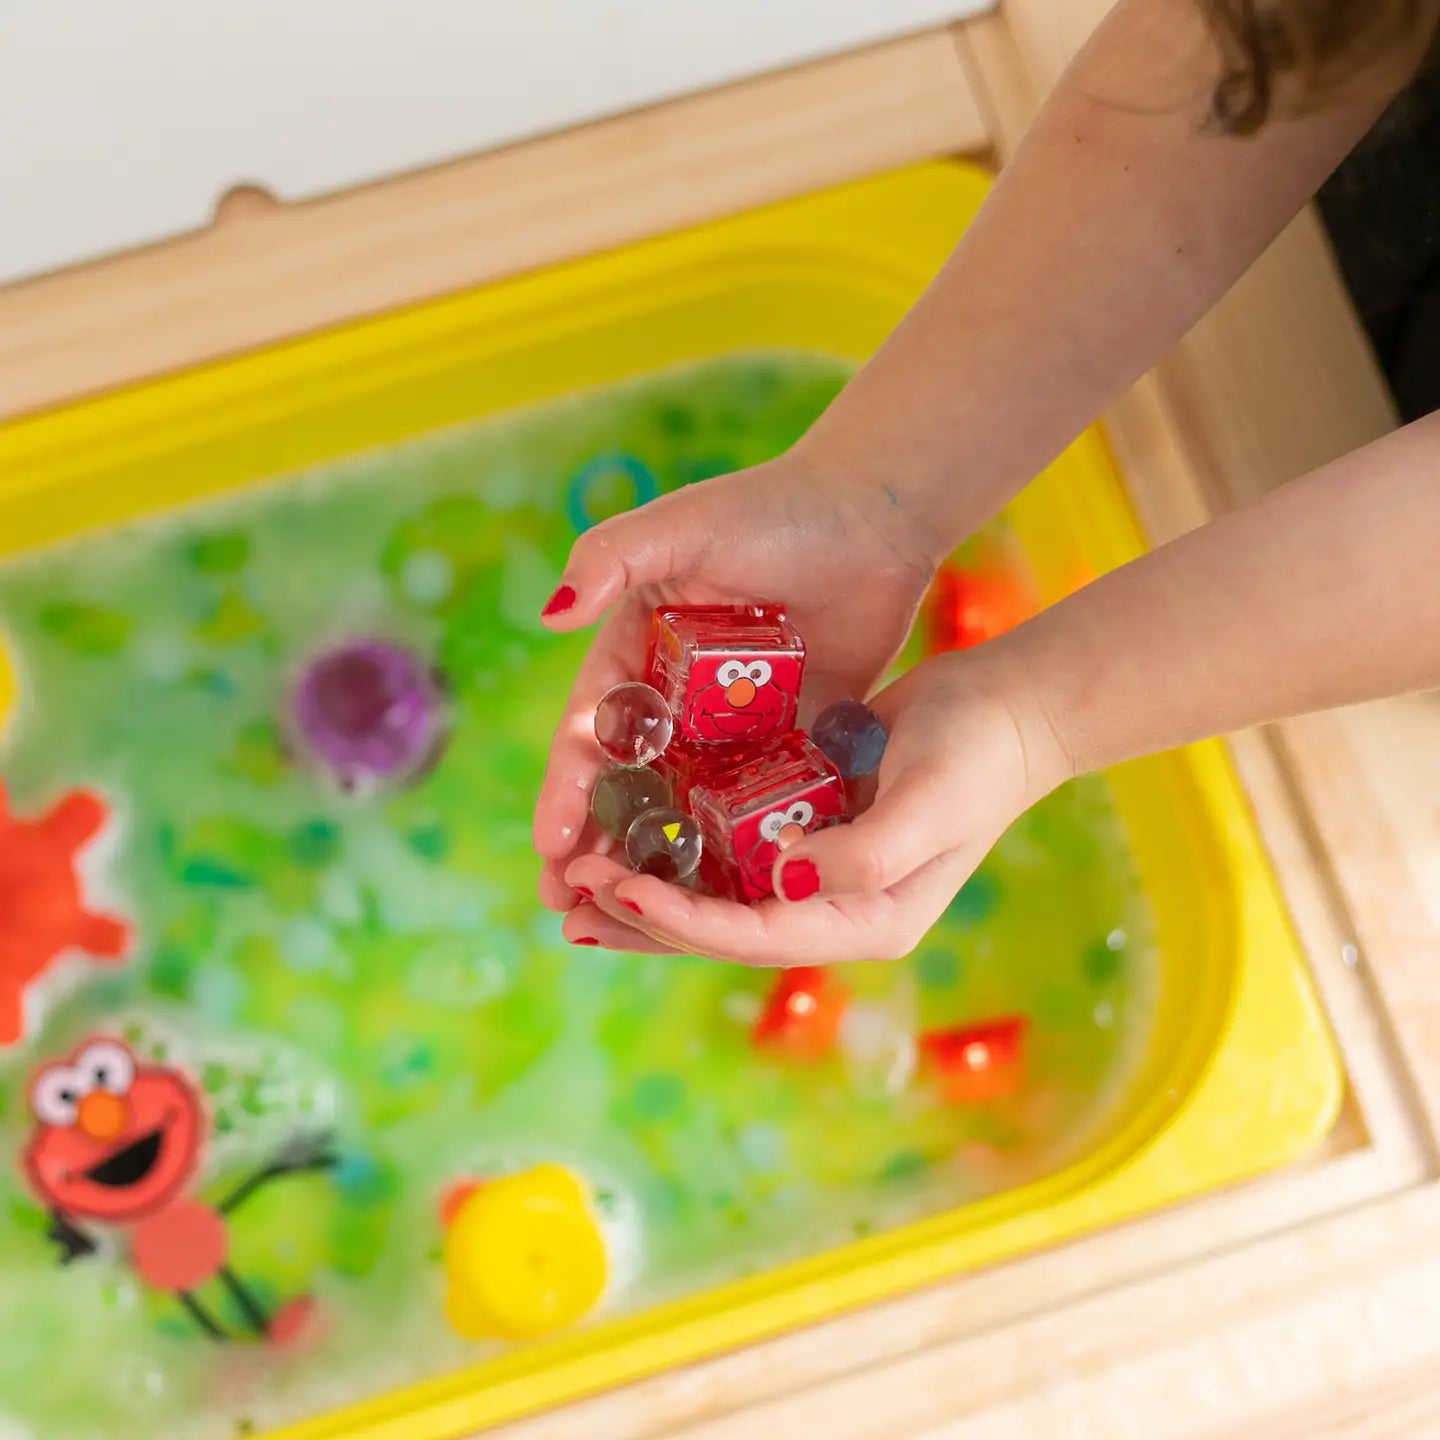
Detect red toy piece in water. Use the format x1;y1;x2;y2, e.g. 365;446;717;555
21;1036;337;1342
0;783;129;1046
752;967;849;1062
648;605;804;749
927;564;1036;653
688;732;846;902
438;1177;483;1228
920;1016;1028;1103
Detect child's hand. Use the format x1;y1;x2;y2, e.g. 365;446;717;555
533;453;938;912
558;649;1072;965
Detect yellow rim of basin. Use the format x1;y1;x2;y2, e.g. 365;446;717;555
0;161;1341;1440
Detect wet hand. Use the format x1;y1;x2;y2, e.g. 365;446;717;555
533;453;938;912
560;648;1073;966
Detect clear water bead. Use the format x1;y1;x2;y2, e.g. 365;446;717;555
595;682;674;766
625;808;702;883
591;765;672;840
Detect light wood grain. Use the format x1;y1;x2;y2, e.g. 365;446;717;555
0;30;987;424
661;1183;1440;1440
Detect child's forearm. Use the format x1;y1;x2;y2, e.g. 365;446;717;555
801;0;1395;563
1004;415;1440;778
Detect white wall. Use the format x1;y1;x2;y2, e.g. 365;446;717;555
0;0;991;285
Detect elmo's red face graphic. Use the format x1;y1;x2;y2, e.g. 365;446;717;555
23;1039;204;1223
682;654;800;745
736;784;846;899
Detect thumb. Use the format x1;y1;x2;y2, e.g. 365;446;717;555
540;496;705;630
774;761;958;902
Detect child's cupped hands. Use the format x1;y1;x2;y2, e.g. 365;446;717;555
558;647;1070;966
532;452;936;917
533;452;1072;965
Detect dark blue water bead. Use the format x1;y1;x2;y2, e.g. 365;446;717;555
811;699;888;778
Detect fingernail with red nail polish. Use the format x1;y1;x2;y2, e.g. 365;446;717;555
541;584;577;618
571;935;600;946
780;859;820;902
574;887;594;901
620;899;643;916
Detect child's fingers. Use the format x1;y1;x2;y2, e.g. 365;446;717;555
601;837;983;968
538;857;589;913
539;496;704;632
600;872;899;968
561;903;682;954
772;765;956;902
532;603;651;863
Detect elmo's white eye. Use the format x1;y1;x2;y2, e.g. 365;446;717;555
75;1041;135;1096
716;660;747;687
758;811;788;843
746;661;773;686
786;801;815;829
30;1068;82;1127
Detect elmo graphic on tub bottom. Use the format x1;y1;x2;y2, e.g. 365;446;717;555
21;1036;336;1342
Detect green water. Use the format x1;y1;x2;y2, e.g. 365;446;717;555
0;354;1153;1440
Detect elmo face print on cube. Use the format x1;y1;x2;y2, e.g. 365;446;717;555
689;734;845;901
648;607;803;749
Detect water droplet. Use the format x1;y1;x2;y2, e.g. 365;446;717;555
1341;942;1359;968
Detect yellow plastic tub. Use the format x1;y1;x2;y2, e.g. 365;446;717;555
0;162;1340;1439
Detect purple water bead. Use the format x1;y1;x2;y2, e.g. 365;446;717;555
595;682;674;766
810;699;887;779
292;639;446;791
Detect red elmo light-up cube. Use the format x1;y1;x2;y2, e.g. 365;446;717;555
648;605;804;750
919;1016;1027;1103
688;733;846;902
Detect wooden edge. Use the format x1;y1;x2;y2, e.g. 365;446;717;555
0;29;988;425
1273;707;1440;1147
494;1147;1424;1440
651;1178;1440;1440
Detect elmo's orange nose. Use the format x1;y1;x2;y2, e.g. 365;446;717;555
776;823;806;851
725;677;757;707
77;1091;129;1141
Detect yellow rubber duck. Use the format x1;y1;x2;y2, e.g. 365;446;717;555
441;1163;607;1342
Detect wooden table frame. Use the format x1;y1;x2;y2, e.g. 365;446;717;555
3;6;1438;1436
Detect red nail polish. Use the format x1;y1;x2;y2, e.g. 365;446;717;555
780;859;820;902
571;935;600;946
541;584;577;618
620;899;643;916
574;886;594;901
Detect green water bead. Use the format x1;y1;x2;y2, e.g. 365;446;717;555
1082;928;1127;985
946;871;999;926
916;949;961;991
591;764;672;840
